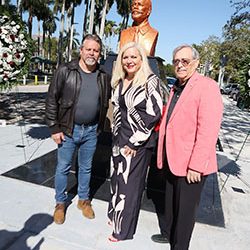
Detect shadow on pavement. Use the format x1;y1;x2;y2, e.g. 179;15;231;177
0;92;46;125
222;101;250;157
196;173;224;227
26;126;51;140
1;131;113;203
217;153;241;176
146;152;227;228
196;153;241;227
0;213;53;250
2;135;231;228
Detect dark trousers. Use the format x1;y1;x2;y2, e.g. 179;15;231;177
165;167;206;250
146;152;168;236
108;147;152;240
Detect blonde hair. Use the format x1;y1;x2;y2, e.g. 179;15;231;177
111;42;153;88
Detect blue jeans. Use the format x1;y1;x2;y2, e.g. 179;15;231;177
55;124;98;203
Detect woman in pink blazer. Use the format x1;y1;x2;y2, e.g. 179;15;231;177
156;44;223;250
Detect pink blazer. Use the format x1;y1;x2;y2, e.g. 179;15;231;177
157;72;223;176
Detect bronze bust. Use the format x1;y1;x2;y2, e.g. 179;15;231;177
119;0;159;56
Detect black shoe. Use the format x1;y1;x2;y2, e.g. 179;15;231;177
151;234;169;244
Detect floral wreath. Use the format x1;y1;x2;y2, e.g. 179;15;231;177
0;9;33;89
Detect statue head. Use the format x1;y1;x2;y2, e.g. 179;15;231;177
132;0;152;24
119;0;158;56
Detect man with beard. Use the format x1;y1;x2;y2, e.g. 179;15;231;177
119;0;158;56
46;34;111;224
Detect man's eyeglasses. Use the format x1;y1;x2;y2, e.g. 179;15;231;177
172;58;195;67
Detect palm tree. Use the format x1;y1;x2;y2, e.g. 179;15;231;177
115;0;131;41
62;29;80;52
103;19;117;57
82;0;89;37
0;0;8;5
80;0;131;45
88;0;95;33
16;0;22;17
35;3;51;56
81;0;115;38
66;2;74;61
54;0;66;65
21;0;43;37
65;0;82;61
99;0;114;39
42;8;58;60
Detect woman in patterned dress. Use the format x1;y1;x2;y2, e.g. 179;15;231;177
107;42;163;242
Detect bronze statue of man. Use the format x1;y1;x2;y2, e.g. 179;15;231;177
119;0;159;56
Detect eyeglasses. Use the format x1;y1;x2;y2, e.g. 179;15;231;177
172;58;195;67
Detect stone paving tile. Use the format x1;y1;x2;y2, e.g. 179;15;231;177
0;87;249;250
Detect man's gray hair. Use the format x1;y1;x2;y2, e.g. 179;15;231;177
173;44;200;60
81;34;102;52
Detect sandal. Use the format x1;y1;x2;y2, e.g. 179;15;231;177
108;235;119;242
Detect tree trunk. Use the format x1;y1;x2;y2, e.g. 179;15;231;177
57;0;66;66
99;0;108;39
88;0;95;34
82;0;89;39
28;10;33;38
16;0;22;18
48;33;51;60
37;20;41;56
65;7;71;62
68;3;75;62
125;14;129;28
42;22;46;70
42;22;46;57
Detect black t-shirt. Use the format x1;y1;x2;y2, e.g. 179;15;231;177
166;80;187;124
74;69;100;125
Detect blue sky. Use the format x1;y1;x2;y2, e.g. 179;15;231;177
14;0;236;63
75;0;236;63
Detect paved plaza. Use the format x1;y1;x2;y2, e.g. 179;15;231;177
0;84;249;250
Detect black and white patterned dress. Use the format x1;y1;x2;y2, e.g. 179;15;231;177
108;74;163;240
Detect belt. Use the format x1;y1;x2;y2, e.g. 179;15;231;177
76;122;97;127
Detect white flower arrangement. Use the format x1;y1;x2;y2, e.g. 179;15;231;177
0;14;31;87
